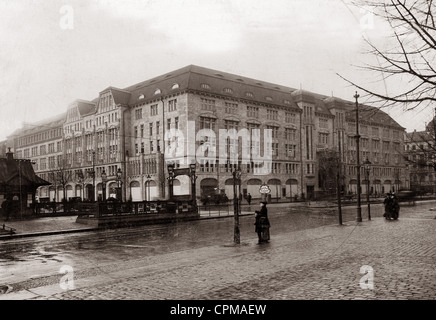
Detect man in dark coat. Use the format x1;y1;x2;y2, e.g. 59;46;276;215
254;201;270;244
391;193;400;220
383;193;400;220
247;193;252;205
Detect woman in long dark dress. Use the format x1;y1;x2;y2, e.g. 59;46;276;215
254;201;270;243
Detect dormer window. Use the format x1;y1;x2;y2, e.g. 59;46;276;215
284;99;291;105
265;96;273;102
201;83;211;90
171;83;180;90
138;94;145;100
223;88;233;94
246;92;254;98
154;88;161;95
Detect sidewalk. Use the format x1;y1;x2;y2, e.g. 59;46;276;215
0;209;256;240
0;216;98;239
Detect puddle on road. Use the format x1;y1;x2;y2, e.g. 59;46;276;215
0;254;26;263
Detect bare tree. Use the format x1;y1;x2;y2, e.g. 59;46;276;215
48;156;72;202
317;149;344;199
339;0;436;111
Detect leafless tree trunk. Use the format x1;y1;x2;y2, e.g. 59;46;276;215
48;156;72;202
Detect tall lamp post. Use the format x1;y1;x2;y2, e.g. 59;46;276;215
18;159;23;219
145;174;151;201
364;158;372;221
116;168;122;202
167;163;175;200
189;163;198;209
232;167;242;244
77;170;84;200
354;91;362;222
92;151;96;202
238;171;242;214
101;169;107;202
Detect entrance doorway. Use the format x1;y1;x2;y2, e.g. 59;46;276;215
306;185;315;200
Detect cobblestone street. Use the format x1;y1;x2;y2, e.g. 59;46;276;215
3;203;436;301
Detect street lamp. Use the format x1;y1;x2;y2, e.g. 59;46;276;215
101;169;107;202
116;168;122;201
189;163;198;208
145;174;151;201
167;163;175;199
91;151;96;202
77;170;84;200
18;159;23;219
364;158;372;221
354;91;362;223
232;167;242;244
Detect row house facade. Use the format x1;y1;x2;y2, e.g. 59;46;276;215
3;65;409;202
404;122;436;194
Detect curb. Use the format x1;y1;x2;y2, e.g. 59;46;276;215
0;227;100;241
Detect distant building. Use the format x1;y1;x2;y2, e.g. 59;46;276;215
0;140;7;158
4;65;409;202
404;124;436;193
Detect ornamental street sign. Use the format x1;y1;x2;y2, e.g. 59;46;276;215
259;184;271;194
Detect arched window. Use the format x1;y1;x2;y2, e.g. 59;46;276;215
138;94;145;99
171;83;179;90
154;88;161;95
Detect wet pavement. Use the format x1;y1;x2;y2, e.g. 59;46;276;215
0;200;435;300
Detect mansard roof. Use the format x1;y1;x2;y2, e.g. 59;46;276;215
99;87;131;105
345;104;404;130
122;65;404;129
125;65;301;111
75;100;96;117
8;65;406;136
405;130;434;143
8;113;66;138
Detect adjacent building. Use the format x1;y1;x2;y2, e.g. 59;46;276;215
404;120;436;194
3;65;409;202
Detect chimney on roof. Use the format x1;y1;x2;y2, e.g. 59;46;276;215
6;147;13;161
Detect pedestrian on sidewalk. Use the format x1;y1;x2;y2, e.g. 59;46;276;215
254;201;270;244
247;193;252;205
383;193;392;219
52;198;57;214
383;193;399;220
391;192;400;220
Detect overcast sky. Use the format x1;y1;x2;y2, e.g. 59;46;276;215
0;0;430;142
